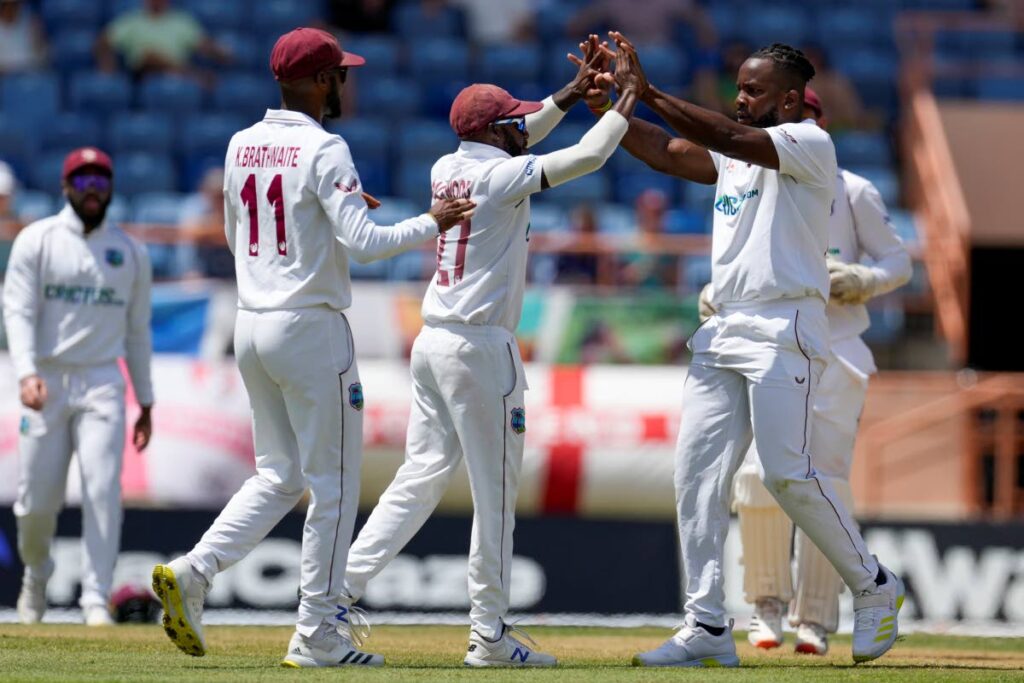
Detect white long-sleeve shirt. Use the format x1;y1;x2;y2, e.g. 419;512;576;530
2;205;154;404
826;168;912;377
224;109;439;311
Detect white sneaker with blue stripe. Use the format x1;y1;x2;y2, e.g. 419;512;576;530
464;622;557;667
280;619;384;668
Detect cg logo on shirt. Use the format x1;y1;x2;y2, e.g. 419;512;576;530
714;189;759;216
105;249;124;267
510;407;526;434
348;382;364;411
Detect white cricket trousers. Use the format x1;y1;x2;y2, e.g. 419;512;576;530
345;322;527;640
14;361;126;609
675;298;878;627
734;352;868;631
187;307;364;637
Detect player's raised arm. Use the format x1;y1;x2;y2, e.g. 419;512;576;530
314;137;474;263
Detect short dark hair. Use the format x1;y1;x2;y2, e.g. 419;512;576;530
750;43;815;88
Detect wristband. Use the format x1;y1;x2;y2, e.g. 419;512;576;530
588;98;613;114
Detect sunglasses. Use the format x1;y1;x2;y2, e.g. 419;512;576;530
69;174;112;193
492;117;526;133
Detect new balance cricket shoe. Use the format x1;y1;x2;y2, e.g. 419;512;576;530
152;558;207;657
852;563;904;663
632;615;740;667
463;622;557;667
280;621;384;668
748;597;785;649
794;622;829;655
16;576;47;624
83;604;115;626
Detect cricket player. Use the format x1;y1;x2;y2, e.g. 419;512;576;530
341;37;641;667
583;35;904;666
150;28;473;667
4;147;154;626
727;88;912;655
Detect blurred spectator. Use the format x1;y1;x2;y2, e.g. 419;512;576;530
0;0;47;75
0;160;20;238
329;0;398;34
451;0;536;45
567;0;714;47
579;320;631;364
177;167;233;279
802;45;868;131
693;40;752;118
95;0;230;80
619;190;676;288
555;204;600;284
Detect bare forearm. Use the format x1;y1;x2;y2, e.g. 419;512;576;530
620;117;676;173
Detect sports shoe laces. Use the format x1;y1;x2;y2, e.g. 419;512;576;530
343;605;372;648
503;622;539;650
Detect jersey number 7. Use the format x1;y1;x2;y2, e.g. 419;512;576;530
240;173;287;257
436;218;471;286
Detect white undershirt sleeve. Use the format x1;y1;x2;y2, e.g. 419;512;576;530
524;96;567;147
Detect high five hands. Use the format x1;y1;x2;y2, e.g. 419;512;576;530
567;31;650;107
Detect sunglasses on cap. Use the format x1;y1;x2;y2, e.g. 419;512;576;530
492;117;526;133
69;174;112;193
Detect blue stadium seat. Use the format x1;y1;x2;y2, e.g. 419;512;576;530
367;197;418;228
394;160;435;204
180;0;247;31
847;166;899;207
594;203;634;235
113;153;178;195
528;203;569;233
397;120;456;161
611;148;652;175
354;158;390;196
633;45;689;89
330;118;391;162
392;3;463;39
976;78;1024;102
0;114;37;177
357;78;423;119
529;122;590;155
132;191;185;224
409;39;470;86
215;32;265;71
535;3;579;43
1;73;61;124
541;172;609;206
741;7;810;47
681;253;712;292
210;72;277;118
139;76;204;114
68;72;132;115
615;172;680;205
29;152;69;195
476;44;543;84
13;190;56;224
105;195;132;224
346;36;401;79
41;0;104;29
388;251;432;281
665;208;708;235
423;79;472;118
684;180;718;213
51;30;98;73
544;43;584;94
862;302;904;344
834;132;890;167
178;154;222;193
178;112;245;158
816;8;886;47
108;112;175;154
251;0;318;35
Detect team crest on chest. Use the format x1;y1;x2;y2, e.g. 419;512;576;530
105;248;124;267
19;416;29;434
348;382;364;411
510;407;526;434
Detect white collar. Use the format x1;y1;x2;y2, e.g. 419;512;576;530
262;108;324;130
457;140;513;160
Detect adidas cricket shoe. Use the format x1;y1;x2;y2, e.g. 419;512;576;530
748;597;784;649
152;557;207;657
852;563;904;663
16;575;47;624
280;621;384;668
632;614;740;667
83;604;115;626
794;622;828;655
463;622;557;667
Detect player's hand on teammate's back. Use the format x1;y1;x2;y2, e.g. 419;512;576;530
133;406;153;451
609;32;649;97
19;375;47;410
429;198;476;232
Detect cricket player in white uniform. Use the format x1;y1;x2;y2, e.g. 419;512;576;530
150;28;473;667
727;88;912;655
582;36;904;666
4;147;154;627
342;39;642;667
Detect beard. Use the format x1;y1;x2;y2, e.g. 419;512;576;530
70;194;110;227
500;127;527;157
323;79;343;120
750;106;780;129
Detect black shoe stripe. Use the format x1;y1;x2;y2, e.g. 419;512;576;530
358;653;373;665
339;651;355;664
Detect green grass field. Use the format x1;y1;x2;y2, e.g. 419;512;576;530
1;624;1021;682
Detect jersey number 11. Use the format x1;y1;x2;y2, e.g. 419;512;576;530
240;173;287;257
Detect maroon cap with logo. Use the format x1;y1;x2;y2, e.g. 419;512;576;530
804;87;823;118
449;84;544;137
270;28;366;82
62;147;113;180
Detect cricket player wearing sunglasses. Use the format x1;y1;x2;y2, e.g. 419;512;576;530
3;147;154;626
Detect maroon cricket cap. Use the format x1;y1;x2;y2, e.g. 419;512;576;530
62;147;113;180
449;84;544;137
804;87;823;118
270;28;365;82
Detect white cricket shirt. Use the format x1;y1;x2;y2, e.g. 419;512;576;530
224;109;438;311
421;142;543;332
3;205;154;404
708;119;837;305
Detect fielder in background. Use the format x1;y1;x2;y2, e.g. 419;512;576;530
723;87;912;655
150;28;473;667
3;147;154;626
342;36;641;668
583;35;904;667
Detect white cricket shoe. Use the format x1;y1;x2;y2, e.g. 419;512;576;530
281;621;384;668
17;576;47;624
83;605;115;626
152;557;207;657
852;563;904;663
464;622;557;667
632;615;739;667
748;597;785;649
794;622;828;655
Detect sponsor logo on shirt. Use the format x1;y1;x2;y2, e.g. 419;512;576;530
43;284;125;306
714;189;759;216
780;129;799;145
524;158;536;177
334;177;360;193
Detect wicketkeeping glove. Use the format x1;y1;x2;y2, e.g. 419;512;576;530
828;260;879;305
